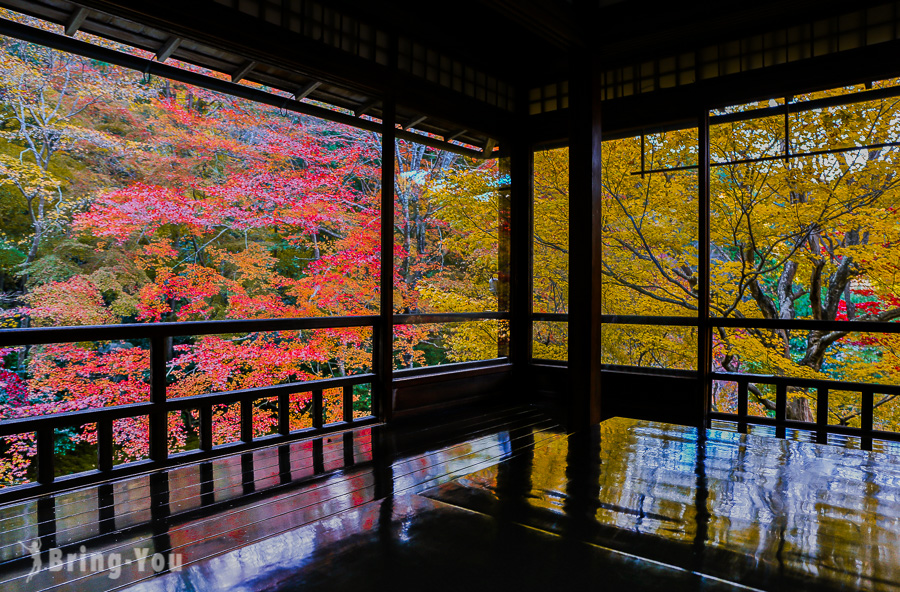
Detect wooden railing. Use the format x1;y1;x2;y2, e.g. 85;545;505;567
0;311;511;503
0;316;380;503
709;371;900;450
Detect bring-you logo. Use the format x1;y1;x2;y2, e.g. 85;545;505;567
20;539;183;582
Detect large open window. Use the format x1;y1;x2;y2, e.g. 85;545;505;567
600;128;699;372
530;81;900;450
708;82;900;448
0;13;510;494
0;23;383;488
393;139;510;371
532;129;700;372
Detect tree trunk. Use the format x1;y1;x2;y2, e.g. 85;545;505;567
786;397;814;423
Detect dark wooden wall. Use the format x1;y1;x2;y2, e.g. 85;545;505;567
528;364;699;428
391;363;513;419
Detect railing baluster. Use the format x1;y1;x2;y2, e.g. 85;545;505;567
241;397;253;443
36;426;55;485
861;388;874;451
200;404;213;451
313;389;324;429
817;387;829;445
279;392;290;435
98;418;114;472
737;380;748;434
775;383;787;439
149;336;169;462
343;384;353;423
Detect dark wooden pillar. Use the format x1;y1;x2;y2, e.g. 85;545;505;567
509;133;534;386
374;32;399;423
697;111;712;428
376;96;395;423
567;45;603;430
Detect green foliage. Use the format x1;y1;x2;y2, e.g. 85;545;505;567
0;239;24;271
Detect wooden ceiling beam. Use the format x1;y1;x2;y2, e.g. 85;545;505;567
155;36;181;62
294;80;321;101
64;6;87;36
445;129;467;141
403;114;427;130
353;98;379;117
231;60;256;83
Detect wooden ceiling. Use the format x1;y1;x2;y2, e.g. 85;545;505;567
0;0;897;151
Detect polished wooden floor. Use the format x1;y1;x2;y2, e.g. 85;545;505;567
2;404;899;591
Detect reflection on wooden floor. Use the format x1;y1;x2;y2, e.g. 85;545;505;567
0;404;563;591
2;408;900;591
424;418;900;591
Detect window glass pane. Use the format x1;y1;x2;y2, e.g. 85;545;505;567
393;141;505;315
602;131;698;317
533;321;567;362
393;320;506;370
601;324;697;370
392;140;507;369
712;96;900;324
790;96;900;154
710;97;785;116
533;147;568;315
792;78;900;103
644;128;698;169
0;35;381;329
714;327;899;392
712;159;900;321
711;114;784;163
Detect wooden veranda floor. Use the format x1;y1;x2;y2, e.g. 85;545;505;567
2;402;899;591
